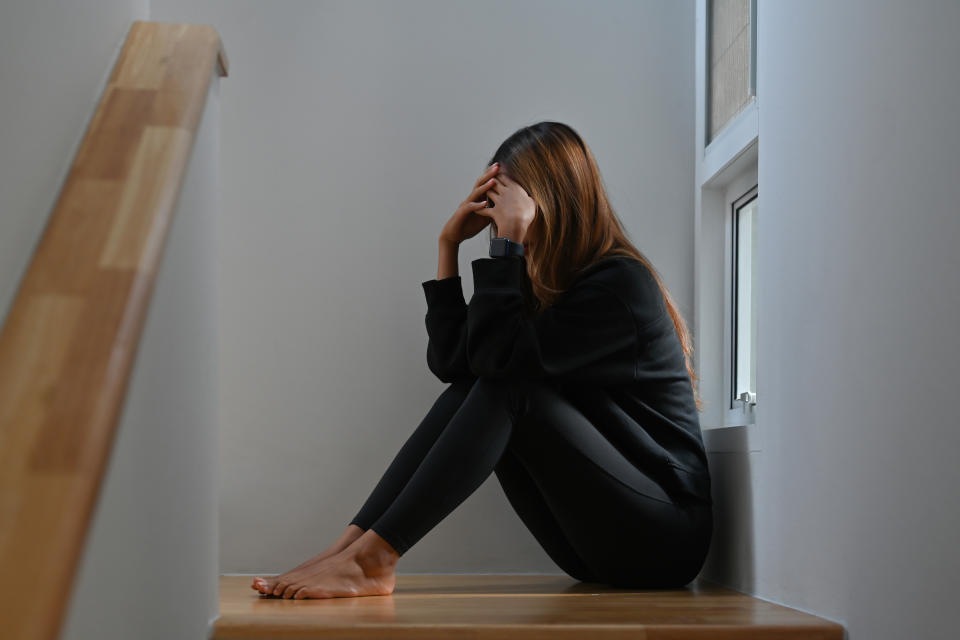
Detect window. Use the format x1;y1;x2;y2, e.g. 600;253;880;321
706;0;757;145
695;0;760;449
731;187;758;412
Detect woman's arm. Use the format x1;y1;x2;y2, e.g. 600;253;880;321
437;237;459;280
421;238;473;382
420;160;506;382
465;255;639;385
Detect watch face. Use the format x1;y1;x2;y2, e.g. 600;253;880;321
490;237;523;257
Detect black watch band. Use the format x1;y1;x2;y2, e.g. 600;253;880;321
489;236;525;257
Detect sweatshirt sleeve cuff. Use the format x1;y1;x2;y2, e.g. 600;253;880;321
472;255;527;290
422;275;466;308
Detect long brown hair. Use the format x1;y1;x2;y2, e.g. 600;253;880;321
486;121;703;411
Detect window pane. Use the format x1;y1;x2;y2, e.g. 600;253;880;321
735;196;758;402
707;0;752;143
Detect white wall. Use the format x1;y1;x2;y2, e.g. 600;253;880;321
149;0;697;574
60;78;222;640
700;1;960;638
0;0;149;326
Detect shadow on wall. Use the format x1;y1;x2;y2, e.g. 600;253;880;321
700;434;756;592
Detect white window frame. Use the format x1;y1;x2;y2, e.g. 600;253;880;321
694;0;761;453
726;182;758;424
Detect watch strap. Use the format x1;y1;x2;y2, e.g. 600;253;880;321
489;236;525;257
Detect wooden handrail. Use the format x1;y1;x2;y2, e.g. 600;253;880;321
0;21;227;640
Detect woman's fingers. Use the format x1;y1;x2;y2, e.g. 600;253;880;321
452;165;499;230
473;163;499;188
468;178;498;203
476;177;497;193
461;198;491;222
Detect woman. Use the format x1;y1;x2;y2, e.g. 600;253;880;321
251;121;713;599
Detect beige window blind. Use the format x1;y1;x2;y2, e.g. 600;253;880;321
707;0;754;143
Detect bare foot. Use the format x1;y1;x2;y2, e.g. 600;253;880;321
251;524;365;595
251;548;339;595
264;529;400;599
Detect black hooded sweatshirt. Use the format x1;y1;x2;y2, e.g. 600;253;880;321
420;254;713;507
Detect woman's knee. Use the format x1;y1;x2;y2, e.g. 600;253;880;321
462;376;574;435
469;375;529;410
439;377;478;406
514;378;580;434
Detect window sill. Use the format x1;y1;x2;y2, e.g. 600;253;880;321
701;421;762;453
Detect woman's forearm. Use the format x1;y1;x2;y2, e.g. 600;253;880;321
437;238;459;280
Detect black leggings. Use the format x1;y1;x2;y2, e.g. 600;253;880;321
349;376;712;588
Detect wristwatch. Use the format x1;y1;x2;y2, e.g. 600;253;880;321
489;236;525;257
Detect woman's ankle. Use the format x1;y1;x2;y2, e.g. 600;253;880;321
349;529;400;575
331;524;365;551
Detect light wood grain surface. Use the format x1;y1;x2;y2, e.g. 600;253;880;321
214;574;844;639
0;20;227;640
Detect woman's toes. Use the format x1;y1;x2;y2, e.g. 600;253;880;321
293;586;312;600
282;583;300;599
272;581;288;596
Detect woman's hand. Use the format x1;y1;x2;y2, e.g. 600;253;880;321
475;172;537;244
440;163;501;245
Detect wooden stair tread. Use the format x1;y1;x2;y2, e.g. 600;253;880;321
214;574;843;639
